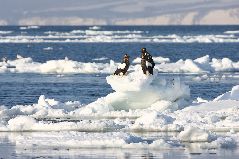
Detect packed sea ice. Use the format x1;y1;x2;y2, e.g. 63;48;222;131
0;28;238;43
1;70;239;149
1;54;239;74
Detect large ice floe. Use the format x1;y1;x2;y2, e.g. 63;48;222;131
1;71;239;150
0;55;117;74
103;70;190;110
1;54;239;74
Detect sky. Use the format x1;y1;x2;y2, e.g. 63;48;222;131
0;0;239;25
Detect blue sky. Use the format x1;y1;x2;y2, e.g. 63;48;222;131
0;0;238;25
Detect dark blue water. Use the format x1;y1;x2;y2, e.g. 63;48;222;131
0;25;239;62
0;25;239;107
1;43;239;63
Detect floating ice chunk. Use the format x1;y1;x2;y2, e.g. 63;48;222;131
214;85;239;101
10;131;183;150
211;58;236;72
12;132;145;148
71;70;190;114
73;97;114;115
0;31;12;34
40;59;79;74
38;58;117;74
224;30;239;34
180;59;203;73
20;26;39;30
7;116;36;131
105;71;190;110
194;55;210;64
178;127;215;142
193;55;212;72
38;95;50;107
193;97;208;104
131;111;182;131
183;100;239;112
43;47;53;50
156;55;239;73
4;114;121;132
16;54;23;59
180;85;239;112
70;30;85;34
92;57;108;61
89;26;101;30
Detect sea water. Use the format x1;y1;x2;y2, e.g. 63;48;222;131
0;25;239;107
0;25;239;158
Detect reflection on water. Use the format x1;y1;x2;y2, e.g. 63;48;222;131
0;132;239;159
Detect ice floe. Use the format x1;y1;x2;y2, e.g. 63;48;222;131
0;31;13;34
43;47;53;50
1;54;239;74
19;26;40;30
224;30;239;34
